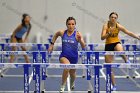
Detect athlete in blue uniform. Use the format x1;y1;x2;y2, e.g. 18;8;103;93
48;17;85;92
10;13;31;63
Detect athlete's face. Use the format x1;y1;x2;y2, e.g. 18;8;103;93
24;16;31;23
66;20;76;32
109;14;118;23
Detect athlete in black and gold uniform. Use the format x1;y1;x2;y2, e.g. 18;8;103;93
101;12;140;91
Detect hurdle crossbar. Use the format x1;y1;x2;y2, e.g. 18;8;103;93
0;51;140;55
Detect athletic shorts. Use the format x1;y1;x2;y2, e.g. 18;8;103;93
15;36;22;41
105;42;121;51
59;53;78;64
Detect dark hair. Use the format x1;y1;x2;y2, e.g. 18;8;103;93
66;17;76;25
21;13;31;29
109;12;118;18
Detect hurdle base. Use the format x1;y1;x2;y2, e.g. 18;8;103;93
88;90;92;93
0;74;4;78
126;75;130;78
132;76;136;79
82;75;85;78
34;90;45;93
126;75;136;79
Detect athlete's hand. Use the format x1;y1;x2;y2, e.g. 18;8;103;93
77;32;82;41
48;45;53;53
108;27;114;35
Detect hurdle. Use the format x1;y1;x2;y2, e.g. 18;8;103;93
0;51;99;93
0;34;11;43
0;63;102;93
80;51;140;93
0;61;140;93
0;50;140;93
0;43;50;92
104;63;140;93
0;50;102;93
0;51;45;93
123;44;140;78
80;50;100;92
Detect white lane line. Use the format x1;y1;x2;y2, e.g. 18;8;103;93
67;75;71;92
29;71;33;84
135;70;140;76
100;68;106;80
120;68;140;88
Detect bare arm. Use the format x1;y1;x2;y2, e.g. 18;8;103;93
118;24;140;40
51;30;63;43
11;24;22;38
101;23;110;40
76;31;86;49
48;30;64;52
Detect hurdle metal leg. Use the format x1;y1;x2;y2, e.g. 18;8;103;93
94;66;101;93
24;64;30;93
105;65;111;93
34;65;41;93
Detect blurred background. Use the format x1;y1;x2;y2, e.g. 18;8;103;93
0;0;140;44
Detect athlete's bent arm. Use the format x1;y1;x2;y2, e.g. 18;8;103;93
11;25;22;38
76;31;86;49
48;30;63;52
101;24;110;40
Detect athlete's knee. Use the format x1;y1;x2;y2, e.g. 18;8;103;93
70;72;76;76
105;60;113;63
21;46;26;51
69;70;76;76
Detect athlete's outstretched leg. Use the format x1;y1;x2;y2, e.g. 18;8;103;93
69;69;76;90
59;57;70;92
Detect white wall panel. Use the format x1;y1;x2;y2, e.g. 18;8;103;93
0;0;140;43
